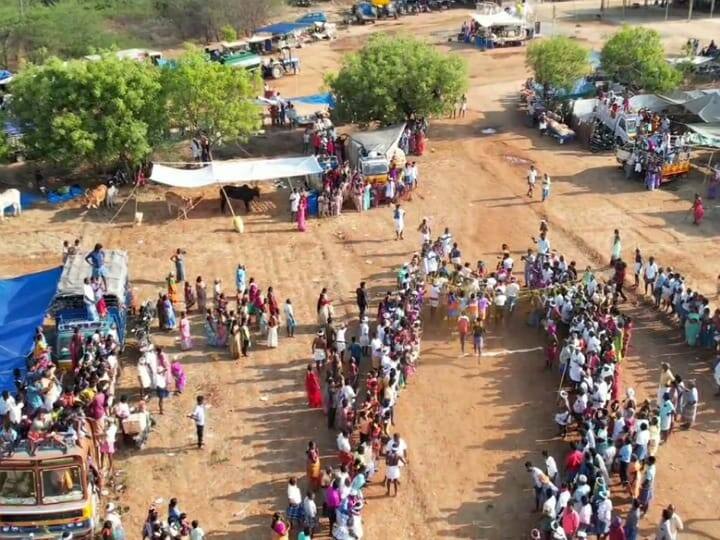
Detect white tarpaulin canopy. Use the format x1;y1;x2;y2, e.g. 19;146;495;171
471;11;524;27
150;156;323;188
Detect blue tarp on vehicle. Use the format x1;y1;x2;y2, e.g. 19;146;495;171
255;22;313;35
296;12;327;24
0;266;62;392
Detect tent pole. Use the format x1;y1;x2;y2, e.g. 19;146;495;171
688;0;694;19
665;0;670;20
712;0;716;18
109;183;138;224
220;184;237;218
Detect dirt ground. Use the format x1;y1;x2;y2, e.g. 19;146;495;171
1;3;719;539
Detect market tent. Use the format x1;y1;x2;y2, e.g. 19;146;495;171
471;11;524;27
0;266;63;392
150;156;324;188
684;123;720;148
681;93;720;123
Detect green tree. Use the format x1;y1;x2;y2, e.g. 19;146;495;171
8;56;166;168
162;49;261;145
0;129;12;163
601;26;682;93
526;36;592;95
326;34;468;125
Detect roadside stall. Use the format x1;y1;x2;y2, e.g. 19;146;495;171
470;11;528;49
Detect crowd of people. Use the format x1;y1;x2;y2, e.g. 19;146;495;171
505;222;718;540
141;497;206;539
269;237;427;539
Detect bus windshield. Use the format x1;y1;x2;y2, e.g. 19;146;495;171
0;469;38;505
41;467;84;504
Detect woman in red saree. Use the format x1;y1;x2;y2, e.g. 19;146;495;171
692;194;705;225
305;365;323;408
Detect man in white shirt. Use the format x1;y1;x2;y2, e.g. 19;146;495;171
393;204;406;240
643;256;658;296
525;461;546;512
189;520;205;540
83;277;98;321
188;395;207;449
288;189;300;222
527;165;538;197
596;493;612;535
534;231;551;256
337;430;351;454
385;433;408;469
505;278;520;312
493;289;507;324
542;450;558;485
0;391;15;417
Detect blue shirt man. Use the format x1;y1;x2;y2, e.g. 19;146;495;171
84;243;107;289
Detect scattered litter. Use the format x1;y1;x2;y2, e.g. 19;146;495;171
165;453;176;457
504;154;533;166
137;239;144;244
481;128;497;134
366;260;372;264
101;489;110;496
154;498;164;505
259;395;269;402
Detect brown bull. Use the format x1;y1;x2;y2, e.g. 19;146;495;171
165;191;202;220
83;185;108;210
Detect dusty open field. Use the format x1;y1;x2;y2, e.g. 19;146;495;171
1;3;719;539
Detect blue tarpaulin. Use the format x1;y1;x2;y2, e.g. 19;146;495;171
255;22;312;35
293;92;336;108
0;266;62;392
0;70;11;83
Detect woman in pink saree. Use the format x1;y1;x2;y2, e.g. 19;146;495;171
179;311;192;350
297;193;307;232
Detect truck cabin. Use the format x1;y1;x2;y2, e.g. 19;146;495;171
0;438;98;540
52;251;130;369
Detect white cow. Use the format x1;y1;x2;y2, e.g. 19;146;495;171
0;188;21;221
106;184;119;208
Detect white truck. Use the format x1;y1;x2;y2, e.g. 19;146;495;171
594;100;640;145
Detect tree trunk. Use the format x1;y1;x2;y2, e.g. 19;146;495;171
688;0;694;20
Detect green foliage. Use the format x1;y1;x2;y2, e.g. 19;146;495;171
8;56;166;167
0;129;12;163
162;49;261;145
154;0;283;41
326;34;468;125
601;26;682;93
526;36;592;94
0;1;124;66
220;25;237;42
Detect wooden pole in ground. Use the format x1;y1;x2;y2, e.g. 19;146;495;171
688;0;694;19
712;0;716;18
109;183;138;224
665;0;670;20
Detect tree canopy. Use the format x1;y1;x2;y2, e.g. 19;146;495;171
326;34;468;125
161;49;261;146
526;36;592;94
601;26;681;93
9;56;165;167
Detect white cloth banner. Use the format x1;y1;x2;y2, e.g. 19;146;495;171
150;156;323;188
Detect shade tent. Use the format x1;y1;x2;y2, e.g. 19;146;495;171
0;267;63;392
684;123;720;148
680;93;720;123
257;92;336;108
471;11;524;27
150;156;324;189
